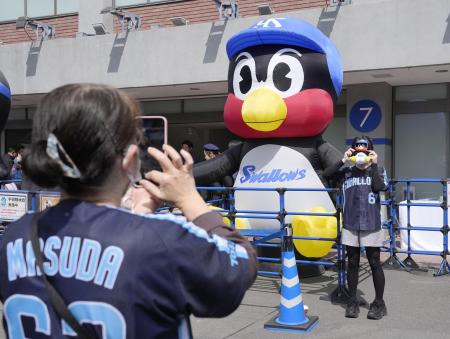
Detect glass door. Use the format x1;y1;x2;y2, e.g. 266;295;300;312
394;112;448;200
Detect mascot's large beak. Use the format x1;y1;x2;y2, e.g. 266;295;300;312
241;88;287;132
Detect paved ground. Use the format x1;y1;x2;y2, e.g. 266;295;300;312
192;254;449;339
0;254;447;338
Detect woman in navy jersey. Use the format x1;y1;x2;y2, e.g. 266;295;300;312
324;136;388;320
0;84;256;338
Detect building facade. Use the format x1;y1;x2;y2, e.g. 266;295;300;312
0;0;450;199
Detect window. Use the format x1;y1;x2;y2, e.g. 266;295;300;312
140;100;182;115
0;0;24;21
114;0;180;7
395;84;447;102
115;0;145;6
394;112;448;199
0;0;78;22
57;0;78;14
184;97;226;113
394;84;450;199
27;0;55;18
8;109;26;121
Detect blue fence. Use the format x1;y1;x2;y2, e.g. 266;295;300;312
155;182;450;278
157;185;350;300
383;179;449;276
1;179;448;286
199;186;344;274
0;188;59;237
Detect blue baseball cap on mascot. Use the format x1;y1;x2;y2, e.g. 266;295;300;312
226;17;343;96
224;18;343;139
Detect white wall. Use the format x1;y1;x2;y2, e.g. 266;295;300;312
0;0;449;96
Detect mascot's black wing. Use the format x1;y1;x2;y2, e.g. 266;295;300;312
193;143;243;186
317;139;343;189
317;140;342;168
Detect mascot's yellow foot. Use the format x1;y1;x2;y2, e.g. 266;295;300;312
292;206;340;258
208;205;250;230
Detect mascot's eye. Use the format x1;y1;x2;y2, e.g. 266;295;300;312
239;66;252;95
266;49;304;99
233;52;257;100
273;63;292;92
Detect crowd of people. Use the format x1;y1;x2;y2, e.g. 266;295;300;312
0;144;24;190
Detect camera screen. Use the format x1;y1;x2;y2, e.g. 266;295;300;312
138;117;167;173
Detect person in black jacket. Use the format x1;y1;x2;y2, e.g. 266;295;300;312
323;136;388;320
199;144;233;206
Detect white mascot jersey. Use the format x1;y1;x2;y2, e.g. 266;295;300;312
234;144;335;229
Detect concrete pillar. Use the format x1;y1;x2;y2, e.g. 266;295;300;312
78;0;114;36
346;82;393;175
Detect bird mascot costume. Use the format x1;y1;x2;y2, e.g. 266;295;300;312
0;70;11;178
194;18;343;259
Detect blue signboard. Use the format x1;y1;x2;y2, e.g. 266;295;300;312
349;99;382;133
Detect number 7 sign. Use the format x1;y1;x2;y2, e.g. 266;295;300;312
349;99;382;132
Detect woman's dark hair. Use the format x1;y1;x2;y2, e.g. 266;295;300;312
22;83;141;194
351;135;374;151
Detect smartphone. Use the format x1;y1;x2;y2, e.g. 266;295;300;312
137;116;168;173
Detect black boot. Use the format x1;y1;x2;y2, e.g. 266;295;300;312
367;299;387;320
345;299;360;318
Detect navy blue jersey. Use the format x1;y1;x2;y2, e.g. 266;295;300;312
324;162;388;231
0;199;256;338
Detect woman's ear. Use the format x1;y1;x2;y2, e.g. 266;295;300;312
122;144;139;173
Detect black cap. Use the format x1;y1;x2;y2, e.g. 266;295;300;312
203;143;220;152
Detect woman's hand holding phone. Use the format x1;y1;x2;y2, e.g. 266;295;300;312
139;144;210;221
125;117;210;219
